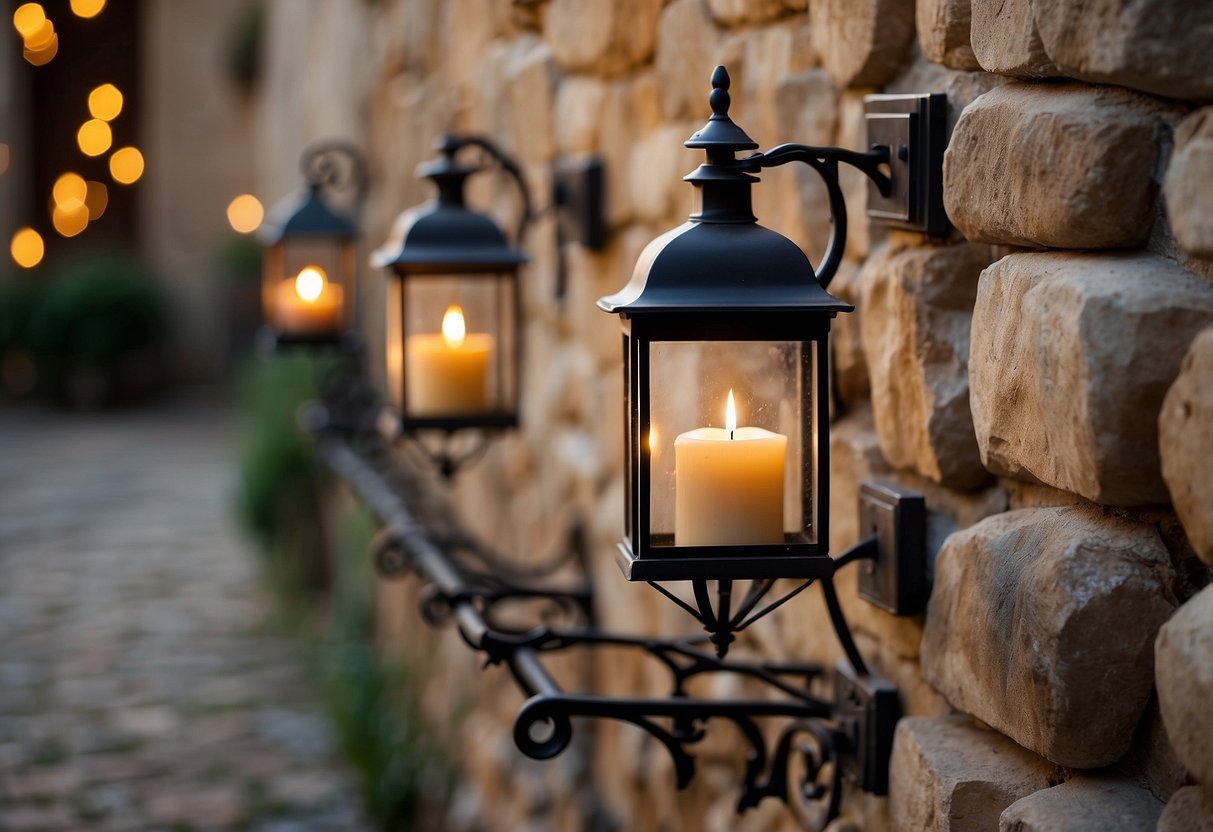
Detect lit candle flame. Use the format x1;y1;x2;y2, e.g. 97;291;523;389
725;389;736;440
442;304;466;349
294;266;326;303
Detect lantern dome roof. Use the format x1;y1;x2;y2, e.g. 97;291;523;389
258;185;358;244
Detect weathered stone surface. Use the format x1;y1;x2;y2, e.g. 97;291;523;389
970;0;1060;77
917;0;980;70
706;0;788;26
860;242;995;489
998;776;1164;831
829;261;868;408
970;253;1213;505
629;124;699;224
889;716;1056;832
1158;786;1213;832
922;506;1176;767
1156;585;1213;786
654;0;724;121
553;76;608;155
944;83;1169;250
598;75;664;228
1160;329;1213;566
545;0;663;75
810;0;915;88
1033;0;1213;100
1164;109;1213;261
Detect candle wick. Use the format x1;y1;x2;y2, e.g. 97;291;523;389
729;428;734;441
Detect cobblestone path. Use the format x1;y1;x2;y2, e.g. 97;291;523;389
0;402;372;831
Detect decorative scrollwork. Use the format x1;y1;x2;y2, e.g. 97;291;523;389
300;140;366;205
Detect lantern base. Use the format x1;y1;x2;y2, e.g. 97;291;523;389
615;542;836;582
255;325;348;354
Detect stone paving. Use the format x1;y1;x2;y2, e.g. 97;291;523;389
0;401;372;831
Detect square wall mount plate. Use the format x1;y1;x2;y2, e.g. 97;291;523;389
553;155;606;251
856;480;927;615
864;93;948;237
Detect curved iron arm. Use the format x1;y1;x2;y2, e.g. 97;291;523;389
743;143;892;289
313;424;895;831
447;134;535;248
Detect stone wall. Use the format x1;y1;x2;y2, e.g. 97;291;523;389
252;0;1213;829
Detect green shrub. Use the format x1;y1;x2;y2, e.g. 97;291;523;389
233;354;323;550
25;253;168;368
318;511;453;830
0;279;45;353
215;232;263;285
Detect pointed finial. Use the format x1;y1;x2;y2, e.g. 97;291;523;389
709;66;731;119
684;65;758;152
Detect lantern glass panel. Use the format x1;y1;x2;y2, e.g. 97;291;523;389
388;273;518;423
262;237;354;336
645;339;816;551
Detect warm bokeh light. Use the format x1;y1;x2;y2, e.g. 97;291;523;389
294;267;326;303
226;194;264;233
442;305;467;349
84;181;108;220
12;3;45;38
22;32;57;66
70;0;105;19
10;227;44;268
22;18;54;49
88;83;123;121
109;147;144;184
0;144;9;177
52;172;87;206
52;201;89;237
77;119;112;157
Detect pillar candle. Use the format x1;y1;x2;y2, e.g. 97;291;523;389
674;390;787;546
405;305;494;415
273;266;342;334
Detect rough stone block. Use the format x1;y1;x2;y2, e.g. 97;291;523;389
1158;786;1213;832
810;0;915;89
829;261;868;408
944;83;1170;250
970;0;1060;77
889;715;1056;832
597;75;664;228
1033;0;1213;100
654;0;724;121
545;0;663;76
706;0;788;26
1164;109;1213;260
917;0;980;70
998;776;1164;831
860;242;995;490
1160;329;1213;566
922;506;1176;768
553;76;608;155
970;252;1213;505
1156;585;1213;786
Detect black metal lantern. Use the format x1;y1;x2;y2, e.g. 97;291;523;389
259;143;363;344
600;67;891;587
372;135;528;446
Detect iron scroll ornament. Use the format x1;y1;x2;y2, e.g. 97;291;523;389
316;421;895;831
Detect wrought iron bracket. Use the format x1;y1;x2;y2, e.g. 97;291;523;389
312;416;919;830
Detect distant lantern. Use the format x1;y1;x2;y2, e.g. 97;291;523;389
257;144;362;344
371;134;528;441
